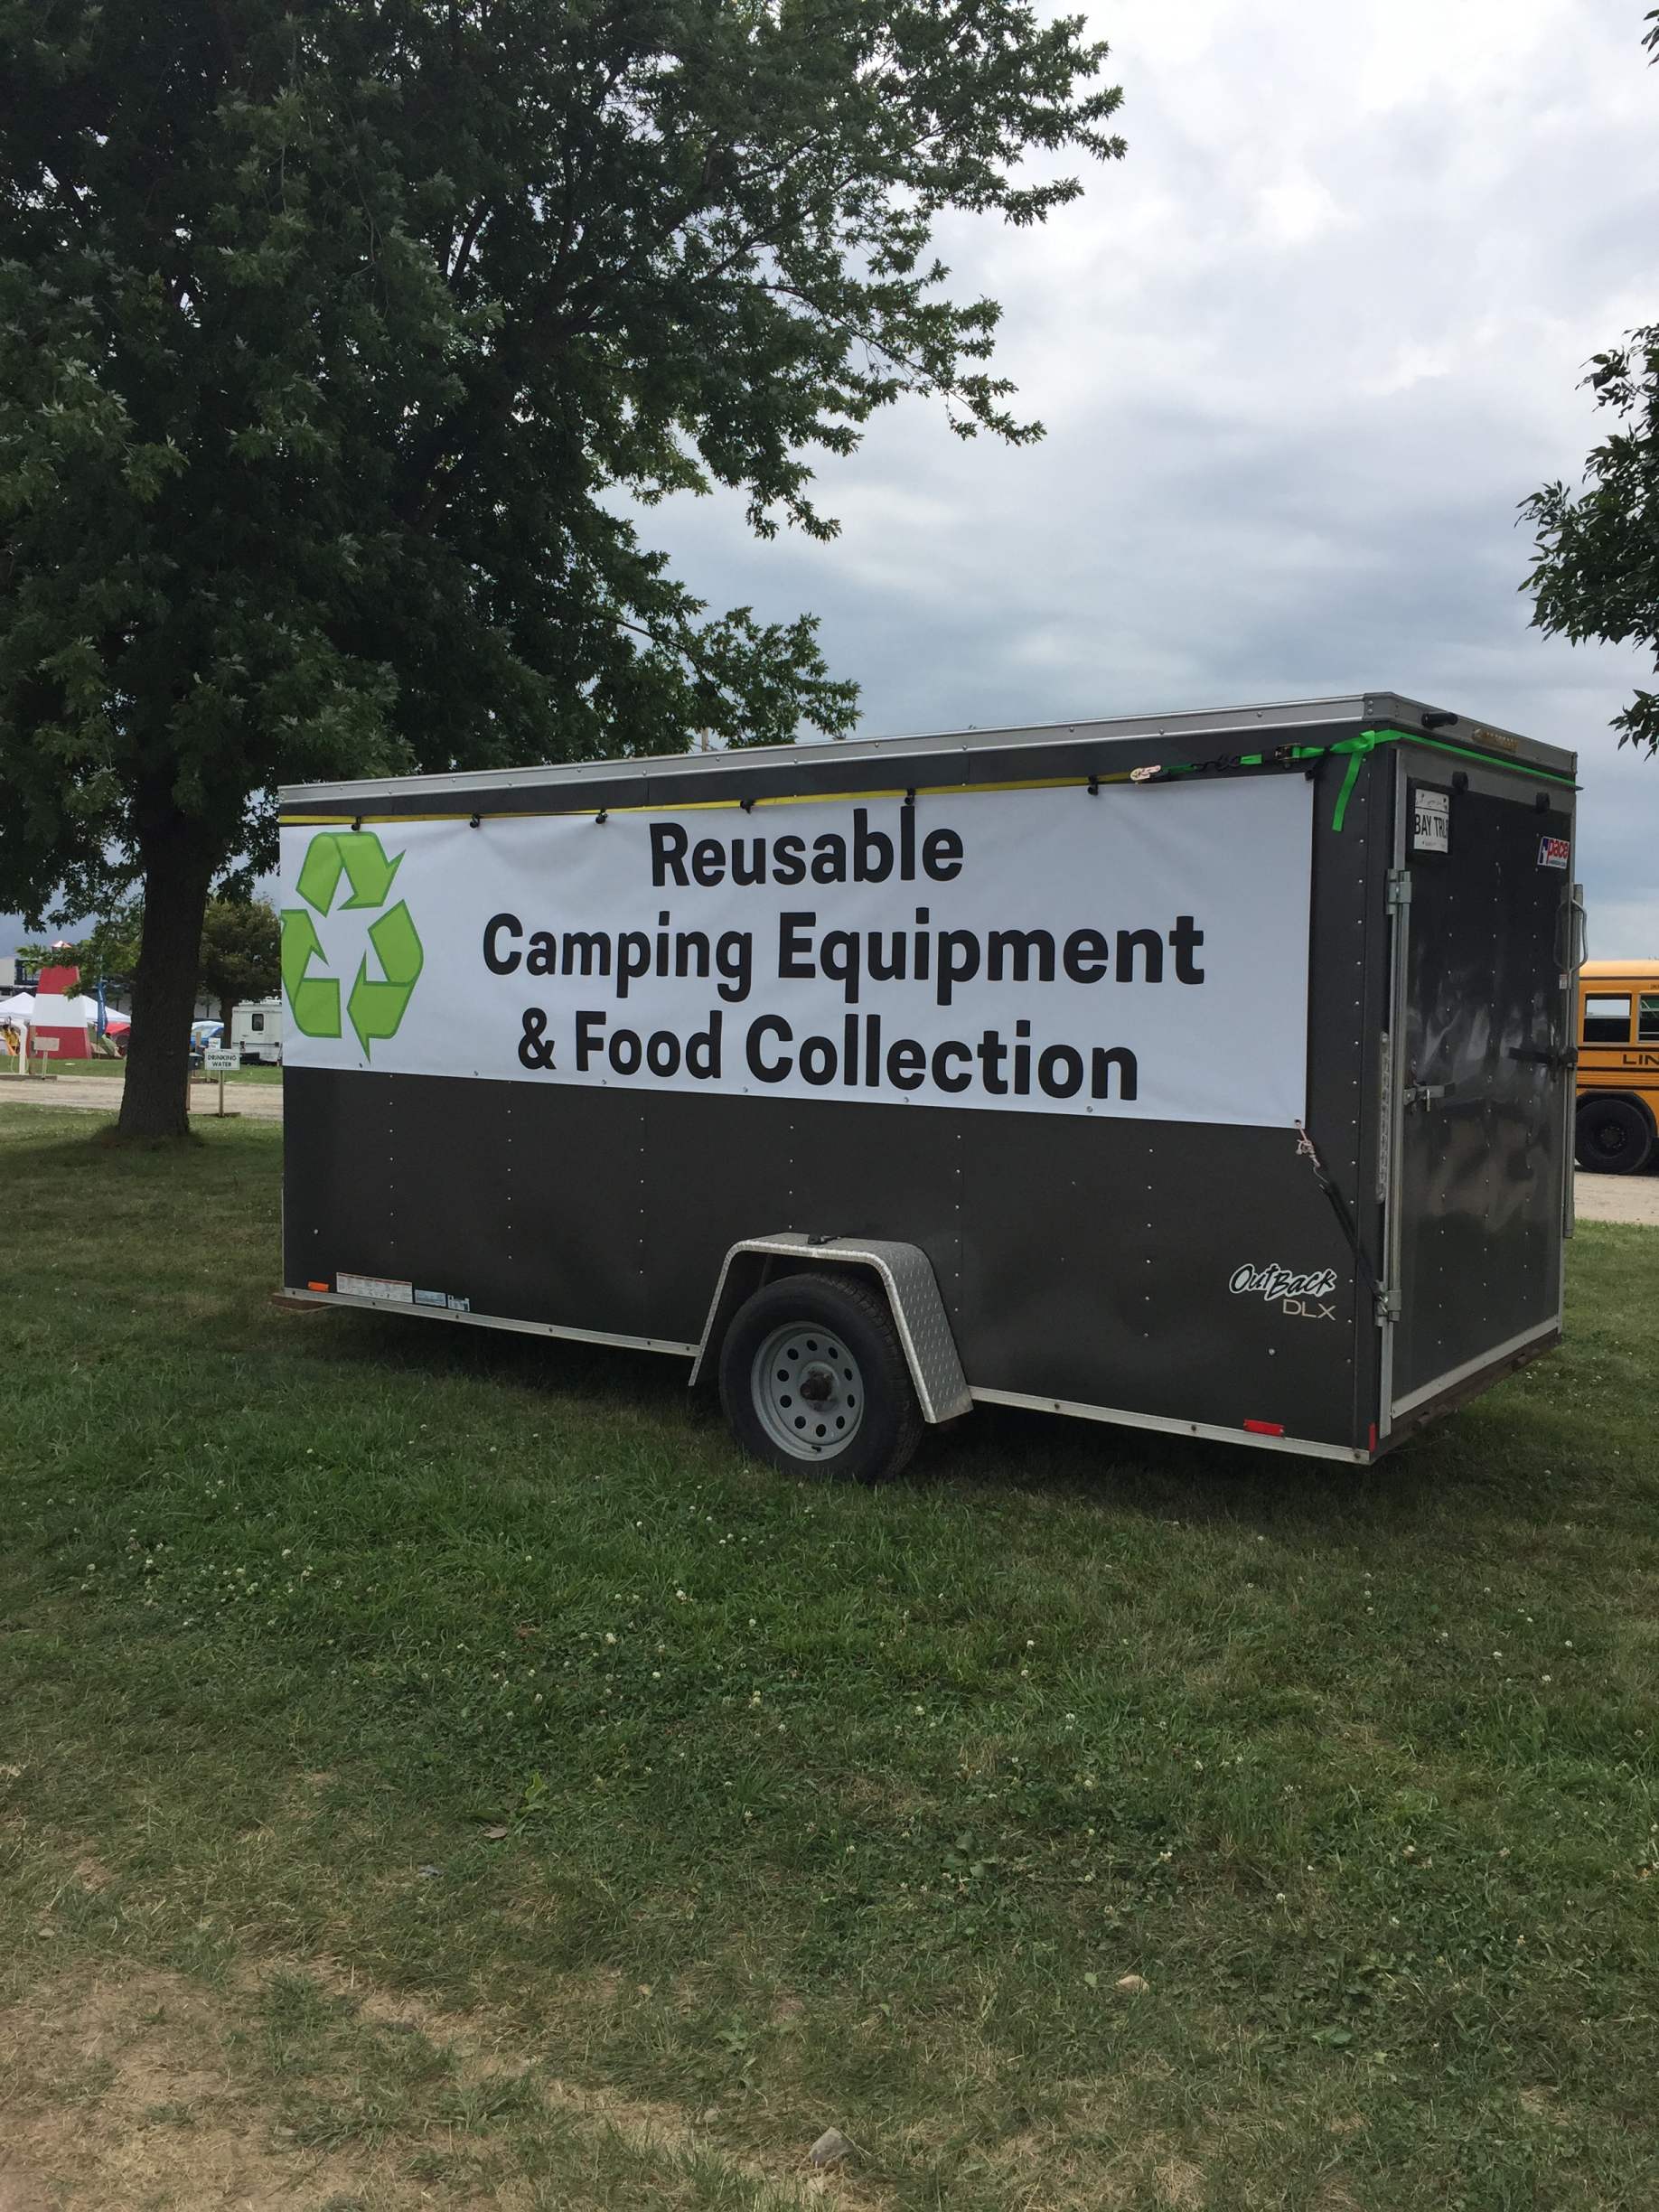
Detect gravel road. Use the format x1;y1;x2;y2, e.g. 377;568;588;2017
1573;1169;1659;1226
0;1077;285;1122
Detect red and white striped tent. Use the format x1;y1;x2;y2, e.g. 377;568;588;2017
10;967;93;1059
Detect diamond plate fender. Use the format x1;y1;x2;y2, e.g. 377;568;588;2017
690;1234;972;1425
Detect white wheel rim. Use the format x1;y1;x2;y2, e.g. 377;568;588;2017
751;1323;866;1459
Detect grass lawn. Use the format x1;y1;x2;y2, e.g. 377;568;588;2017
1;1107;1655;2212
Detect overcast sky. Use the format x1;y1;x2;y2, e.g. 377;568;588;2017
645;0;1659;952
7;0;1658;964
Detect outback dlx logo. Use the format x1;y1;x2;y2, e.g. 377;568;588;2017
1230;1262;1339;1322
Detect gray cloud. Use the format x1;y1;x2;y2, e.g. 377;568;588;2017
638;0;1659;946
8;0;1658;963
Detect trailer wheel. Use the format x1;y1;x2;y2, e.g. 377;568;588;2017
1575;1096;1654;1176
718;1274;923;1485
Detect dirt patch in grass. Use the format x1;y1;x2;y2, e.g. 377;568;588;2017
299;1953;879;2206
0;2156;55;2212
1153;2158;1205;2208
0;1961;386;2212
0;1946;873;2212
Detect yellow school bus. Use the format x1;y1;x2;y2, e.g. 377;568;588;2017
1576;960;1659;1174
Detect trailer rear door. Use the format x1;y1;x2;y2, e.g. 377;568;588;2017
1385;770;1575;1424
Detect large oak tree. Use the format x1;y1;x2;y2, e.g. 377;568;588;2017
0;0;1122;1136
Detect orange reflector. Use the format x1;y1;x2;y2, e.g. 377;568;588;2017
306;1280;330;1293
1242;1419;1285;1437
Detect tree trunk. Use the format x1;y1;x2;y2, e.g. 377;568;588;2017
117;820;216;1140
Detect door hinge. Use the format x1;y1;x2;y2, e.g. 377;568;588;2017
1387;867;1412;912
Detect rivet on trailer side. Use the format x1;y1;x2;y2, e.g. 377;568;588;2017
276;692;1580;1482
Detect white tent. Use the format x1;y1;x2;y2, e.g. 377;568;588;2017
0;991;36;1023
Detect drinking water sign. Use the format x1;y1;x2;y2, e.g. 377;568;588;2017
279;773;1313;1128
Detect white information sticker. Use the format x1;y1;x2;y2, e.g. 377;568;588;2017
335;1272;414;1304
1412;789;1450;857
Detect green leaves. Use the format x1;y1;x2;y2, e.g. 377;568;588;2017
1;0;1122;1127
1522;324;1659;755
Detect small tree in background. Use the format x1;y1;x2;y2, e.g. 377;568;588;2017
0;0;1125;1138
197;899;281;1037
1523;10;1659;748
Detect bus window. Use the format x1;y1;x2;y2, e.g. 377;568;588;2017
1642;996;1659;1044
1584;993;1633;1045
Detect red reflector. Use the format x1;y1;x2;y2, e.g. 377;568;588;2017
1368;1422;1378;1453
1242;1419;1286;1437
306;1279;330;1293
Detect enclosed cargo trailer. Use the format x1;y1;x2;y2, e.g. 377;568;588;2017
278;694;1582;1480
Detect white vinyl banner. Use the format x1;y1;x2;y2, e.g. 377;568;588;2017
279;773;1313;1127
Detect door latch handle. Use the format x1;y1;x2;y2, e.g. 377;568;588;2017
1402;1083;1448;1109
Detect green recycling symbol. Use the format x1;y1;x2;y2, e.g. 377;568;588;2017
282;830;424;1057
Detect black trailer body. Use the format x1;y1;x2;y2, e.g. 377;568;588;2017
278;694;1581;1474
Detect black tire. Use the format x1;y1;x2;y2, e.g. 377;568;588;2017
1575;1095;1654;1176
718;1272;924;1485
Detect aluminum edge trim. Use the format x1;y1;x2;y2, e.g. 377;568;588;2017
277;698;1376;805
969;1386;1371;1463
1389;1315;1560;1420
1379;750;1411;1437
282;1289;697;1358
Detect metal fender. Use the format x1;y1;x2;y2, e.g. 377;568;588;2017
691;1234;972;1425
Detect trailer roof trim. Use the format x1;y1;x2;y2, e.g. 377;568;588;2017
280;691;1576;804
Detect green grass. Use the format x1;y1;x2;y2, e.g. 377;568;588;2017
1;1106;1655;2210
